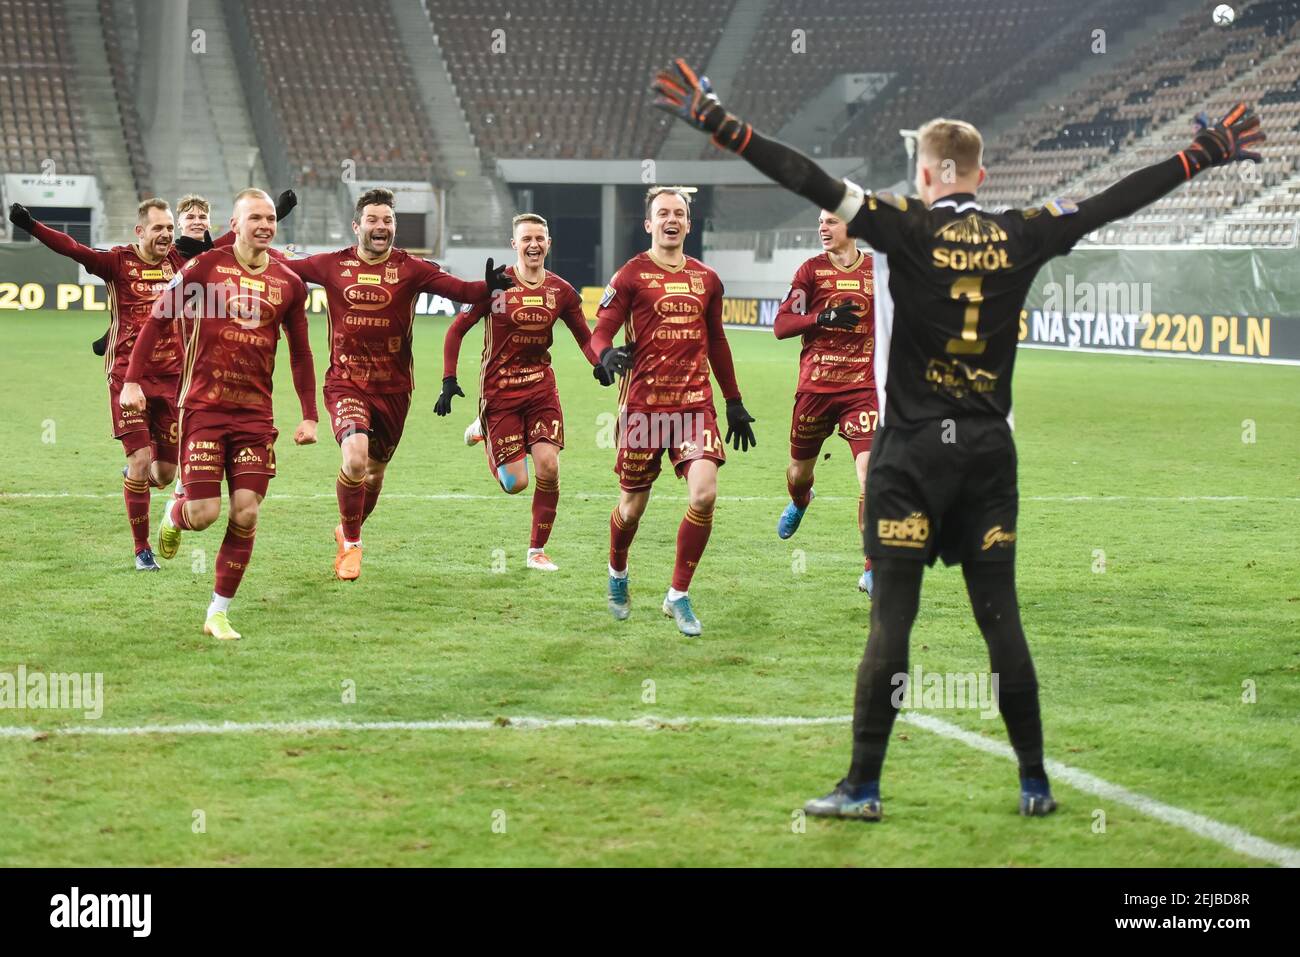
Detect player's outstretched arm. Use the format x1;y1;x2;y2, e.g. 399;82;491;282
1060;103;1265;246
435;304;484;415
652;60;864;228
560;291;601;367
284;289;319;441
10;204;116;279
703;287;755;452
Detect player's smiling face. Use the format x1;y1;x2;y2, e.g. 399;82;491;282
135;208;174;260
354;204;395;257
512;222;550;270
819;211;848;251
179;205;210;240
233;195;277;251
646;193;690;252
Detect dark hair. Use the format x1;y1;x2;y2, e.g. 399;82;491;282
644;186;692;220
355;187;396;221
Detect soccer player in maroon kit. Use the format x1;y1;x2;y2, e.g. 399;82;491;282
592;187;757;636
248;187;504;581
774;208;878;596
437;213;602;571
120;189;318;640
9;197;186;571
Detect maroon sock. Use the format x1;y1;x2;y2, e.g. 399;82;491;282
609;507;639;572
672;505;714;591
123;476;151;553
530;477;559;549
361;479;383;525
788;476;814;510
170;497;196;531
214;522;256;598
336;469;365;541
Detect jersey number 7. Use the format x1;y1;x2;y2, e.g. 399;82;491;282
946;276;986;355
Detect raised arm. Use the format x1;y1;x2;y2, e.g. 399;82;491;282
10;206;117;279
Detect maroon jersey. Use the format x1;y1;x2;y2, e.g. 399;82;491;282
773;249;875;394
29;222;182;383
126;246;317;427
443;266;597;405
286;246;488;395
592;251;741;412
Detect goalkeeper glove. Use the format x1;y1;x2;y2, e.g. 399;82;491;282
433;376;464;416
174;229;213;259
8;203;33;234
594;344;633;385
652;58;753;153
817;303;863;331
485;258;511;294
724;398;757;452
91;330;108;356
1181;103;1264;176
275;189;298;221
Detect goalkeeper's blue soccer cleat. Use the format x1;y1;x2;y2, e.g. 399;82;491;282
859;567;873;596
662;593;702;637
804;779;882;821
608;574;631;621
777;487;814;539
1019;778;1058;817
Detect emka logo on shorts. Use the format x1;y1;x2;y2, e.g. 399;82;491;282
877;512;930;548
50;887;151;937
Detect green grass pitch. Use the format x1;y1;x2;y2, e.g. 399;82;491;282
0;310;1296;866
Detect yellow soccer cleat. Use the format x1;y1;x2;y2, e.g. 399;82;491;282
157;518;181;561
203;611;242;641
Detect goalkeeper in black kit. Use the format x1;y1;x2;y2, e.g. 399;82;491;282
653;59;1265;820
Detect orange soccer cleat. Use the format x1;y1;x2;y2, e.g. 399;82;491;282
334;525;362;581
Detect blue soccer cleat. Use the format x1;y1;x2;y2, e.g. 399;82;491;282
662;593;702;637
804;779;882;821
776;487;815;539
134;547;161;572
608;574;631;621
858;567;874;596
1019;778;1058;817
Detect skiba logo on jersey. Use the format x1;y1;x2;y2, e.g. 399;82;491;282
49;887;151;937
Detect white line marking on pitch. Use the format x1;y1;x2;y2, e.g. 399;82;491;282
3;492;1298;504
1;711;1294;867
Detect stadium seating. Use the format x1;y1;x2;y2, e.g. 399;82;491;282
0;0;91;175
434;0;733;159
235;0;440;185
97;0;152;197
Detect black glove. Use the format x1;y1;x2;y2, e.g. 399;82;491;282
595;345;634;385
816;303;862;331
485;258;511;293
724;398;757;452
174;229;213;259
8;203;33;234
652;58;752;153
1183;103;1264;175
275;189;298;221
91;331;108;356
434;376;464;416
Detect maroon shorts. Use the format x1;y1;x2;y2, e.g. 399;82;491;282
614;406;725;491
323;384;411;463
178;408;278;500
110;377;179;464
789;389;878;460
480;389;564;476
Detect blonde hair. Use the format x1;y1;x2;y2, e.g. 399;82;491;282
231;188;274;216
175;194;210;216
917;118;984;179
512;212;548;232
136;197;170;224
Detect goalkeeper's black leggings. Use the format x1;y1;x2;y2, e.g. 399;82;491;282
846;558;1046;786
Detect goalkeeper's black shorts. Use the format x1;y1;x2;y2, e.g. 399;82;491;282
864;415;1018;567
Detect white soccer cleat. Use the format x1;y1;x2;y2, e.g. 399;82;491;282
527;549;558;572
464;418;484;446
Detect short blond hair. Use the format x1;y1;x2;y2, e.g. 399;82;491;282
175;194;210;216
136;197;170;224
917;118;984;179
232;188;274;216
512;212;548;232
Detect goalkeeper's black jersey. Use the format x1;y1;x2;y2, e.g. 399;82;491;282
848;155;1184;428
